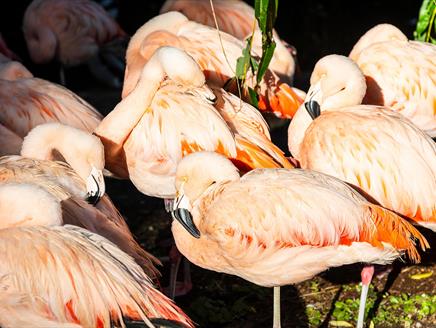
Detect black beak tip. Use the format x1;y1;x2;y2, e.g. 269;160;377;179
86;193;100;205
305;100;321;120
172;208;201;239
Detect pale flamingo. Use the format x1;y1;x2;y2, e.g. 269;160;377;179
0;184;193;328
0;123;159;278
160;0;296;82
170;151;429;328
0;60;33;81
349;23;436;137
95;46;293;199
0;71;102;156
287;54;436;327
23;0;128;87
95;45;293;297
122;12;304;119
288;55;436;231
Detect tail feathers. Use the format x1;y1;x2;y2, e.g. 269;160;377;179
364;204;430;263
232;135;294;172
61;197;162;280
259;83;304;119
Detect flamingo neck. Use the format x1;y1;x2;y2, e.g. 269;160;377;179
287;105;313;160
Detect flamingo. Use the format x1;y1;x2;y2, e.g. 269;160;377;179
287;54;436;327
0;68;102;156
23;0;128;87
349;23;436;137
122;12;304;119
95;46;293;198
0;184;193;328
160;0;297;82
169;151;429;328
0;122;160;279
95;45;293;297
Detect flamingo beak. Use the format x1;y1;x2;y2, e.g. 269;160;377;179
304;100;321;120
304;82;322;120
171;194;200;239
86;166;105;205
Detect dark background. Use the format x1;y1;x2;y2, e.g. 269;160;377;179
1;0;423;91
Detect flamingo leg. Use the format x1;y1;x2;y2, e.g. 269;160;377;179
59;65;66;86
273;286;281;328
163;244;193;300
357;265;374;328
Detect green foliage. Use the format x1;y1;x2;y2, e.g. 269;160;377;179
306;304;322;326
414;0;436;43
234;0;279;106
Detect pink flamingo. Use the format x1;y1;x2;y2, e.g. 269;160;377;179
23;0;128;87
169;151;428;328
0;123;159;279
288;54;435;327
122;12;304;119
0;66;102;156
160;0;297;82
0;183;193;328
349;23;436;137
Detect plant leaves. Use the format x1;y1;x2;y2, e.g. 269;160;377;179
410;271;433;280
414;0;436;43
235;42;252;81
256;41;276;84
248;87;259;108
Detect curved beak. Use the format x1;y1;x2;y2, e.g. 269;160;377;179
171;194;200;239
86;166;105;205
304;82;322;120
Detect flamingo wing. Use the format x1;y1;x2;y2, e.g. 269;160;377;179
300;106;436;226
0;225;193;328
0;78;102;143
0;123;23;156
182;168;426;286
123;82;237;198
353;40;436;137
160;0;255;40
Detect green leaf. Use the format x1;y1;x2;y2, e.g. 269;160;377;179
248;87;259;108
256;41;276;84
235;42;252;81
414;0;436;43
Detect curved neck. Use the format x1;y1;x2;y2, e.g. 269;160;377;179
94;54;166;154
287;105;312;160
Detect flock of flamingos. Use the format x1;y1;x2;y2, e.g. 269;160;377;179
0;0;435;327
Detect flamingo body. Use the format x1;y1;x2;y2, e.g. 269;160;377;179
171;152;428;287
123;12;303;119
160;0;296;81
0;225;192;328
23;0;125;66
288;55;436;231
96;46;292;199
0;76;102;156
349;24;436;137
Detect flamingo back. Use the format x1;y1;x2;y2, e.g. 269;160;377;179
0;225;193;328
299;106;436;227
352;40;436;137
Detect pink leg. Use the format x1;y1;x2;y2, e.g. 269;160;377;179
163;244;193;299
357;265;374;328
